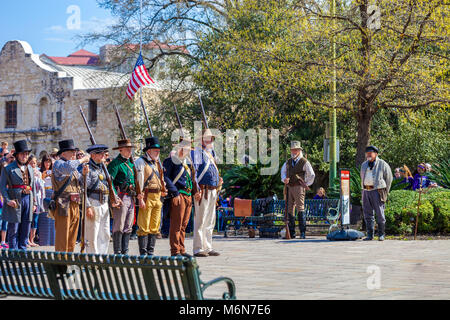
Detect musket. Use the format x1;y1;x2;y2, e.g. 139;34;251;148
112;104;145;207
198;92;209;130
139;95;167;195
174;105;185;140
79;106;120;207
198;93;222;200
80;169;88;253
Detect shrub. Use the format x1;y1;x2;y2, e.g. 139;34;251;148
384;189;449;234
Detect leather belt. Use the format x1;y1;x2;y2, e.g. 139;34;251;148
89;192;109;204
199;184;218;191
145;188;160;194
364;185;375;190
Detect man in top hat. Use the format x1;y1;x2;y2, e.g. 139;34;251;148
0;140;37;250
280;141;316;239
134;137;167;255
108;139;142;255
191;129;221;257
360;146;393;241
82;144;112;254
52;139;90;252
163;137;200;257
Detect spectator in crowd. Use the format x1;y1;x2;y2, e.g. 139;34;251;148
425;163;432;172
412;163;433;191
0;141;9;157
50;148;59;161
27;155;44;247
0;195;7;248
398;165;414;190
394;168;401;179
313;187;327;200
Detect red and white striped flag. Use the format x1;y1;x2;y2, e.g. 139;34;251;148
126;52;155;100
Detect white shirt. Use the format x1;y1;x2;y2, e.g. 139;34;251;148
363;166;375;186
280;159;315;186
134;153;155;191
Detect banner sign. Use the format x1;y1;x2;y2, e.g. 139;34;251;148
340;170;350;225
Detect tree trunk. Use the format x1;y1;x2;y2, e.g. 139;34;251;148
355;109;373;167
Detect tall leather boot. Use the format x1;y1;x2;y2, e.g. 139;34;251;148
121;233;131;255
364;220;374;241
112;232;123;254
288;213;296;239
298;211;307;239
147;234;157;256
378;223;385;241
138;236;148;255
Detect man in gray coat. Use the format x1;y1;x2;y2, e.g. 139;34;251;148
0;140;36;250
360;146;393;241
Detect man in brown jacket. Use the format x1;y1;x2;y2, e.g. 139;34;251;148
280;141;315;239
52;139;90;252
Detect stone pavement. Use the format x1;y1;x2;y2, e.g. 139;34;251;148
5;235;450;300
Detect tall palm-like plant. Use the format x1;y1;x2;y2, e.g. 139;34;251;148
222;162;284;199
426;160;450;189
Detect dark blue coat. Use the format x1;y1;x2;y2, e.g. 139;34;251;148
163;156;199;198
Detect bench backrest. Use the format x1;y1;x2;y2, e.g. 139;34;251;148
0;250;205;300
258;199;339;219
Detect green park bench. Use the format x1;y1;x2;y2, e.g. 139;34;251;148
222;199;340;237
0;250;236;300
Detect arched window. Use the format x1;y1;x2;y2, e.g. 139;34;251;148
39;97;49;128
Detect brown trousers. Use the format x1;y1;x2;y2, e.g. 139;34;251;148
169;194;192;255
287;184;306;215
54;201;80;252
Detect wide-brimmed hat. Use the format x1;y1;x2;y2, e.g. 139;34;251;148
57;139;77;155
172;136;193;147
86;144;109;154
13;140;32;155
143;136;161;152
113;139;136;150
195;128;216;142
290;141;303;150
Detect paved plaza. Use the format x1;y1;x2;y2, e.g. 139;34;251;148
4;235;446;300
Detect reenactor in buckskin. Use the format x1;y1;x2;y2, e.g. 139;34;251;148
0;140;37;250
163;137;199;257
191;129;222;257
83;144;112;254
134;137;167;256
280;141;316;239
52;139;90;252
108;139;142;255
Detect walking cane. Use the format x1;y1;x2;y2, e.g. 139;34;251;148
414;177;423;240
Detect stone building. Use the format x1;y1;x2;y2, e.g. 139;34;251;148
0;40;182;159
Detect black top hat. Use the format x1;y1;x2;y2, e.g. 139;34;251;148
365;145;379;153
57;139;77;155
86;144;109;154
143;137;161;152
13;140;32;155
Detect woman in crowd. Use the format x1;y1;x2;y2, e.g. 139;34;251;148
28;155;44;247
313;187;327;200
398;165;414;190
412;163;432;191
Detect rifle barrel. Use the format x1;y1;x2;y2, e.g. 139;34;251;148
198;93;209;129
174;105;184;138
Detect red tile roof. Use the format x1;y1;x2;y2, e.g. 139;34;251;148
42;49;100;66
69;49;99;57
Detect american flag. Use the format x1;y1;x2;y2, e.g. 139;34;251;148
126;52;155;100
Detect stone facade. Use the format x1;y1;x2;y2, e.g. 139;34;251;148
0;40;164;159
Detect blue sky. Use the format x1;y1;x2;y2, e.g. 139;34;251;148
0;0;116;56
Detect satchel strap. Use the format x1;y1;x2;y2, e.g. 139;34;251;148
51;173;74;200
